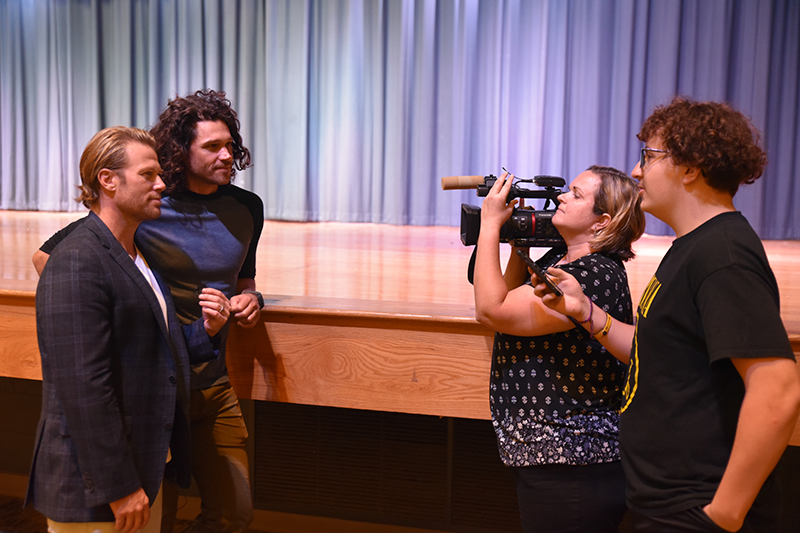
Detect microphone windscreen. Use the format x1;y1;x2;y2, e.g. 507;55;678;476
440;175;485;190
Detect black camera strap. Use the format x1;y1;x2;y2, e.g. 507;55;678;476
467;245;477;285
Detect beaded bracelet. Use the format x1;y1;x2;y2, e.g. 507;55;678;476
578;296;593;327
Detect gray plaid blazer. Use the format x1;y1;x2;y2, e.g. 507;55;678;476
26;212;214;523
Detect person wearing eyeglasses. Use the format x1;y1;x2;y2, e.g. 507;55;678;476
534;97;800;533
473;166;645;533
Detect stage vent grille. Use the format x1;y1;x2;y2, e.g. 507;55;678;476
253;402;521;532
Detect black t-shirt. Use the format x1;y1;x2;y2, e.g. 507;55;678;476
621;212;794;516
39;217;86;254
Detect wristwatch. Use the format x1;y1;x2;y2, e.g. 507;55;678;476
243;290;264;309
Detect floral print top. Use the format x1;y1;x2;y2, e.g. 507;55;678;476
490;251;632;466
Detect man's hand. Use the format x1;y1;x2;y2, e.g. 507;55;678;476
533;267;634;363
703;503;740;532
231;292;261;328
531;267;586;321
198;288;231;337
109;488;149;532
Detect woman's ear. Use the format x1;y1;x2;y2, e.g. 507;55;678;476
593;212;611;233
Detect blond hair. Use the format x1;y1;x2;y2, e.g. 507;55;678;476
77;126;156;208
587;165;645;261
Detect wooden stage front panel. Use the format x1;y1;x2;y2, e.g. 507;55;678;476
2;210;800;443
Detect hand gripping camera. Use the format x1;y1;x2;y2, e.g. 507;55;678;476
441;173;566;248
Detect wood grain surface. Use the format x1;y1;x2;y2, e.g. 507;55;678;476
2;210;800;444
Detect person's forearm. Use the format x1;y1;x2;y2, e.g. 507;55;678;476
503;247;530;291
473;226;508;324
237;278;256;294
706;359;800;530
32;250;49;276
579;301;634;364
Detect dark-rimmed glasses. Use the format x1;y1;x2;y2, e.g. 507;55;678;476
640;147;670;170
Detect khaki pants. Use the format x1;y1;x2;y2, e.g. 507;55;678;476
161;383;252;533
47;484;162;533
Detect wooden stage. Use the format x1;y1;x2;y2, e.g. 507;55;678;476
2;210;800;443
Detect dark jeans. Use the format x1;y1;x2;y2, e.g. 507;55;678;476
512;461;627;533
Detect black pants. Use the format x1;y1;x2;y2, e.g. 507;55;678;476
512;461;626;533
630;507;732;533
630;503;780;533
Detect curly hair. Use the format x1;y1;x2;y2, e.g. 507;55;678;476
637;97;767;196
150;89;251;194
77;126;156;208
587;165;645;261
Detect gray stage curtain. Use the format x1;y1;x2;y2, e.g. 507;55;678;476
1;0;798;238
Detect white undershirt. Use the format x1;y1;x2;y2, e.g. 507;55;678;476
133;247;169;331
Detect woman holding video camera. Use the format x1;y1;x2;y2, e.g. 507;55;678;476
473;166;644;533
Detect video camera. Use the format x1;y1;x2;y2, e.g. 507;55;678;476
441;173;566;248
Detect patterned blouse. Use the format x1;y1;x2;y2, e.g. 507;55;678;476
490;250;632;466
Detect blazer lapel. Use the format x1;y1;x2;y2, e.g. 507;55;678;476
85;214;172;342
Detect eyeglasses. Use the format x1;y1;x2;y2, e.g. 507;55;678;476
640;147;670;170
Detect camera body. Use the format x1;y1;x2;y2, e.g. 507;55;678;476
459;174;566;248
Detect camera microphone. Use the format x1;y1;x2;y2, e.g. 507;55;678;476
441;175;486;190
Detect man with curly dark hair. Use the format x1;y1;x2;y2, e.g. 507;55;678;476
150;89;252;196
32;92;262;532
136;89;264;533
535;98;800;532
